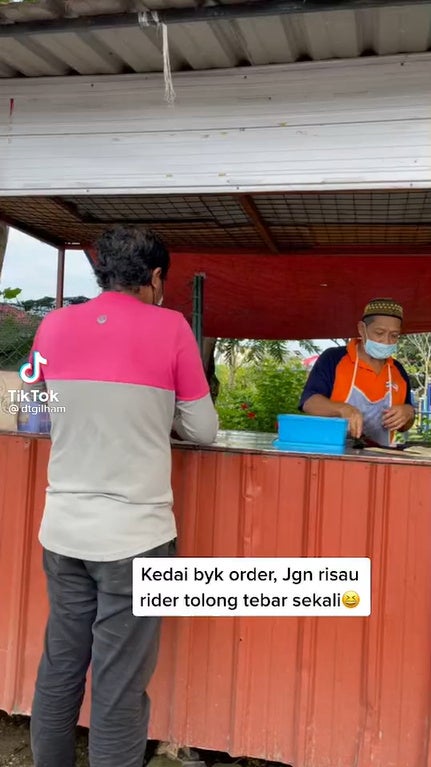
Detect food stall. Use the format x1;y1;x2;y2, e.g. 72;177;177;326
1;2;431;766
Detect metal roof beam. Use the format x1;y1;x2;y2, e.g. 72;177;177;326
0;1;428;37
238;195;279;254
0;210;61;247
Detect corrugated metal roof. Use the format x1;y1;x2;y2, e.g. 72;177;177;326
0;0;430;77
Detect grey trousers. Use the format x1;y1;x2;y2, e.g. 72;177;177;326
31;540;176;767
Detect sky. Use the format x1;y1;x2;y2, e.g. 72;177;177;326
1;229;333;351
1;229;99;300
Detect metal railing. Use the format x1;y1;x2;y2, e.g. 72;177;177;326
416;400;431;435
0;309;40;371
0;297;90;372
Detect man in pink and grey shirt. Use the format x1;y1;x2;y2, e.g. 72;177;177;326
28;227;218;767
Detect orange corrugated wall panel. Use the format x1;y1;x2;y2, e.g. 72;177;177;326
0;434;430;767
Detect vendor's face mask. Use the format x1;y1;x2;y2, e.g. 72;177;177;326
363;326;398;359
364;337;397;359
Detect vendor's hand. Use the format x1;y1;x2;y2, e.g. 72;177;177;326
382;404;414;431
338;404;363;439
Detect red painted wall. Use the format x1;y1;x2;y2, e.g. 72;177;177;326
164;249;431;339
85;244;431;339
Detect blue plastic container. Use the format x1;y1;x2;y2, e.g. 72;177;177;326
17;407;51;434
273;414;348;455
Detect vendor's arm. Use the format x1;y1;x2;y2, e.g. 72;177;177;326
381;361;415;432
381;404;415;432
299;348;363;439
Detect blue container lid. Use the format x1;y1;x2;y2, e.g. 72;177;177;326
277;414;347;425
276;414;348;448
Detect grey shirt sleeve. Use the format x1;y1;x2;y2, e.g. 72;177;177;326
173;393;219;445
173;316;219;445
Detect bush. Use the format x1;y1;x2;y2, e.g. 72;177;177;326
215;366;257;431
216;358;307;432
0;313;40;370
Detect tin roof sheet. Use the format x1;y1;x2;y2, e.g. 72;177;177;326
0;1;430;78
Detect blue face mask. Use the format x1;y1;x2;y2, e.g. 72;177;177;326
364;338;397;360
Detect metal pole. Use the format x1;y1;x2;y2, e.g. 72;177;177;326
0;222;8;281
0;1;428;36
192;274;205;356
56;247;65;309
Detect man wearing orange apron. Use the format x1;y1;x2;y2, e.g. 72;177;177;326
299;298;415;448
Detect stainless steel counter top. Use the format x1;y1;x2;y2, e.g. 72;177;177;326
172;430;431;466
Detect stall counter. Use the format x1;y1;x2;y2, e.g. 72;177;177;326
0;429;430;767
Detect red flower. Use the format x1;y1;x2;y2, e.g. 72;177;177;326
247;412;256;419
240;403;249;410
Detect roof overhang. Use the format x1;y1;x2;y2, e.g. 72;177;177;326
2;190;431;340
1;2;431;339
2;190;431;252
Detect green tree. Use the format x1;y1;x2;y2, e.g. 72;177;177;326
216;358;307;432
20;295;89;316
0;313;40;370
0;287;21;301
216;339;288;387
251;358;307;432
215;366;257;430
216;338;318;387
297;339;321;355
20;296;55;316
396;334;431;397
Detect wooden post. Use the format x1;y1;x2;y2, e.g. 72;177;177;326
56;246;65;308
0;223;8;280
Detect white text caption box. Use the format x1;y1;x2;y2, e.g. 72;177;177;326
132;557;371;617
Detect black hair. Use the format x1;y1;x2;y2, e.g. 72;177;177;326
93;227;170;291
363;315;402;326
